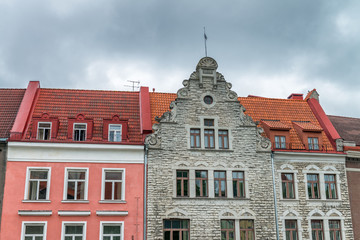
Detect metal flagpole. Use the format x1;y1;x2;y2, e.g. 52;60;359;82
204;27;208;57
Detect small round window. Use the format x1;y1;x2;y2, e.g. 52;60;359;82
203;95;213;105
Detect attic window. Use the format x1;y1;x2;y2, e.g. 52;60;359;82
37;122;51;140
73;123;87;141
108;124;122;142
308;137;319;150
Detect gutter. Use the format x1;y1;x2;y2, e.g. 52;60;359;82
271;151;280;240
143;144;148;240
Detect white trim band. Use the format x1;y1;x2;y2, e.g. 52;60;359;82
58;211;91;216
18;210;52;216
96;211;128;216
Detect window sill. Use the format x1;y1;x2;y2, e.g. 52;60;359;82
99;200;127;204
173;197;251;200
189;148;234;152
61;200;89;203
279;198;299;201
307;199;341;202
22;200;51;203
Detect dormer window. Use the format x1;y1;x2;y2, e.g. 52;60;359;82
37;122;51;140
308;137;319;150
275;136;286;149
73;123;87;141
109;124;122;142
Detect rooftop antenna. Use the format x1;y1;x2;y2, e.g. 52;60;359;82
124;80;140;91
203;27;208;57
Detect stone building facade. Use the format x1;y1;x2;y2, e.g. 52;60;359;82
145;57;277;239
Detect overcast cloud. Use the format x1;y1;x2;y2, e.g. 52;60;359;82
1;0;360;117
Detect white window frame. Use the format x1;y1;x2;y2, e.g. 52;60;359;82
303;165;341;201
108;124;122;142
24;167;51;201
37;122;52;140
307;209;345;240
63;168;89;201
279;165;299;201
280;210;303;240
73;123;87;141
101;168;125;201
21;221;47;240
61;221;87;240
99;221;124;240
220;212;256;240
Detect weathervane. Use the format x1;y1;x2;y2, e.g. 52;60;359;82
203;27;208;57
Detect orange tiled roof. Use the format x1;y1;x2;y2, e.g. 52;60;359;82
147;92;334;151
25;88;143;143
261;120;291;130
0;89;26;138
149;92;177;125
239;96;334;151
292;121;323;132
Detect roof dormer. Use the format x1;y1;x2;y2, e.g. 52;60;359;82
292;121;323;150
261;120;291;150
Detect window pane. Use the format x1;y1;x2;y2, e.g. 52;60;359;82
104;182;112;200
67;182;75;199
114;182;122;199
104;225;121;234
77;182;85;199
105;172;122;180
30;171;48;179
25;225;44;234
65;225;83;234
68;171;86;180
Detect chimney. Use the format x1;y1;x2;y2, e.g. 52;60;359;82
287;93;303;100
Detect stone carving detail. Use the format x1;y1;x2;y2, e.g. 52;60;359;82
335;138;344;152
144;124;161;148
196;57;218;70
256;127;271;152
177;80;190;98
217;72;225;81
155;101;177;123
182;80;189;87
189;71;199;80
227;90;238;100
239;105;256;126
226;82;232;90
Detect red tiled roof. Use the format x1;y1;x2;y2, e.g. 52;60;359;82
25;88;143;143
149;92;177;125
0;89;26;139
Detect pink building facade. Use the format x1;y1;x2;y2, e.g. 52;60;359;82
0;82;149;240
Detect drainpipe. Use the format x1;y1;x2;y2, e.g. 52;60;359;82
143;144;148;240
271;151;280;240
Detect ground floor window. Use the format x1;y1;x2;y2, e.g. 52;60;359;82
22;222;46;240
163;219;189;240
285;220;298;240
240;220;254;240
329;220;341;240
311;220;324;240
100;222;123;240
62;222;86;240
221;220;235;240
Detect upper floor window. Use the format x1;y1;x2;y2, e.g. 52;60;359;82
311;220;324;240
22;222;46;240
233;171;245;198
190;129;201;148
100;222;123;240
37;122;51;140
325;174;337;199
285;220;298;240
73;123;87;141
102;169;124;201
164;219;189;240
240;220;255;240
307;174;320;199
308;137;319;150
64;169;88;200
218;130;229;149
275;136;286;149
204;119;214;126
221;220;235;240
204;129;215;149
108;124;122;142
25;168;50;201
195;170;208;197
281;173;295;199
214;171;226;197
176;170;189;197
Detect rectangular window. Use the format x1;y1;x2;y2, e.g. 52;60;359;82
176;170;189;197
204;129;215;149
285;220;298;240
219;130;229;149
103;170;123;200
325;174;338;199
65;169;87;200
311;220;324;240
329;220;341;240
108;124;122;142
308;137;319;150
37;122;51;140
62;223;86;240
233;171;245;198
163;219;189;240
221;220;235;240
100;223;123;240
240;220;254;240
307;174;320;199
195;170;208;197
282;173;295;199
204;119;214;126
73;123;87;141
214;171;227;197
26;169;49;200
22;223;46;240
190;129;201;148
275;136;286;149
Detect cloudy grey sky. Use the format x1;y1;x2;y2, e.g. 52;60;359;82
1;0;360;117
